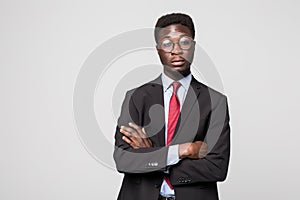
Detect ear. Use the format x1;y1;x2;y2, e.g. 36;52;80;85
192;40;196;50
156;44;159;52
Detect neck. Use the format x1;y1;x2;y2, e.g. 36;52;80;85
163;66;191;81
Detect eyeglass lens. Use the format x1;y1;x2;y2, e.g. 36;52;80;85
160;36;193;52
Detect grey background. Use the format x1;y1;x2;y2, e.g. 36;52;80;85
1;0;300;199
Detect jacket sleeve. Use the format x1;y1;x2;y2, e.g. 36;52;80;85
169;96;230;184
113;90;169;173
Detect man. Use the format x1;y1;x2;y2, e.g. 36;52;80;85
113;13;230;200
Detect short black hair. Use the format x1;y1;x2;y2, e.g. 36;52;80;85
154;13;195;43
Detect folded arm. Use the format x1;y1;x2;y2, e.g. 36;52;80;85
113;90;169;173
169;96;230;185
114;89;211;174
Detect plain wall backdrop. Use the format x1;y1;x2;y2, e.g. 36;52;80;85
1;0;300;199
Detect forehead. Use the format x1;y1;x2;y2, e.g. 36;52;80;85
157;24;192;39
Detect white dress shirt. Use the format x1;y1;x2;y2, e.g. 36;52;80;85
160;72;192;197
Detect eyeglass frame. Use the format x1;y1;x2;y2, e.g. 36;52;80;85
156;36;196;53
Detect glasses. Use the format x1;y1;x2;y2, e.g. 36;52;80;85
158;36;195;53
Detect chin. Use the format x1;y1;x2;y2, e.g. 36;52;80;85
164;64;191;79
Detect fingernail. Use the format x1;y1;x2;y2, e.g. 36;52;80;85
121;126;124;129
128;122;132;126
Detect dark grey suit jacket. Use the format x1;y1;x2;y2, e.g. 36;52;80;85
113;75;230;200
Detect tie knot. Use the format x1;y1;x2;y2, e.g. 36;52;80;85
172;82;181;94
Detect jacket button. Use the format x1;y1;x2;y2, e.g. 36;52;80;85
155;184;160;188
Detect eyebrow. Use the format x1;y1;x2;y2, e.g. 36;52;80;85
161;34;189;39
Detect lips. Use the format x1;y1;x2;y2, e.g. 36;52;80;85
171;58;185;66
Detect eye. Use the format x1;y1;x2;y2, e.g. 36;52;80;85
179;37;192;46
161;39;173;48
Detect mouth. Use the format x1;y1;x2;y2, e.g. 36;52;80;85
171;58;185;66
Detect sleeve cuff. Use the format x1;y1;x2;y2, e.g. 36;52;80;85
166;145;180;166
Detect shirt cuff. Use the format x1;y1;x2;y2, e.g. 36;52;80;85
166;145;180;166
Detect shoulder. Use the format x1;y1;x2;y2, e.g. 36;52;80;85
125;75;162;97
192;76;228;105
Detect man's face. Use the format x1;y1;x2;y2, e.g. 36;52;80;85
156;24;195;79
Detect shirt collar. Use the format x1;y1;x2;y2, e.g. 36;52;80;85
161;72;192;92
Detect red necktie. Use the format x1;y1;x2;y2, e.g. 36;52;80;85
167;82;181;145
165;81;181;189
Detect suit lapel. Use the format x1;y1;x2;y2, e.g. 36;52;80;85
172;76;202;142
143;75;202;146
180;76;201;123
145;75;166;146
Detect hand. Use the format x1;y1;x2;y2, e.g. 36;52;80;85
179;141;208;159
120;122;153;149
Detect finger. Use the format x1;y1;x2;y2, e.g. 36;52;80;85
194;141;208;151
120;126;140;141
199;146;208;154
144;139;152;147
125;123;152;147
128;122;145;139
120;127;140;146
122;136;140;149
122;135;132;144
198;147;208;158
120;125;134;134
200;143;208;151
121;125;147;148
135;126;152;147
199;149;208;156
120;127;133;137
128;122;141;131
128;123;148;146
141;127;148;137
198;152;207;158
142;128;152;147
122;136;138;148
121;125;140;138
131;126;152;147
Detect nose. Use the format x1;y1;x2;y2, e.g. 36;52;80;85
171;42;183;55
